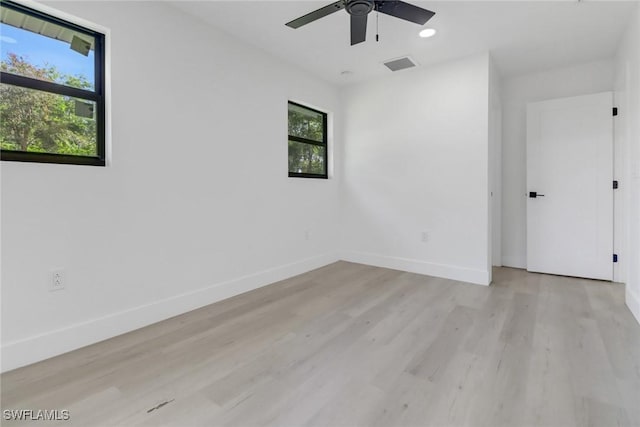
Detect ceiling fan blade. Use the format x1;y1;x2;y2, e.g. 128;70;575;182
286;1;346;29
350;13;368;45
375;1;435;25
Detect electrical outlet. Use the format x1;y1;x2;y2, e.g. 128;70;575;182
421;231;429;243
50;269;65;292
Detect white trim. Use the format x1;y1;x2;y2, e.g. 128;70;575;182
340;251;491;286
1;253;338;373
626;287;640;326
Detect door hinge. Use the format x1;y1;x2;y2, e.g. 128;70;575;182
613;180;619;189
613;254;618;263
613;107;618;116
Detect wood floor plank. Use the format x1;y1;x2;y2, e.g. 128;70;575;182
1;262;639;427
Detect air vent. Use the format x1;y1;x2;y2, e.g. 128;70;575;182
383;56;417;72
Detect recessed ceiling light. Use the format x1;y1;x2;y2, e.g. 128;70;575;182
419;28;437;38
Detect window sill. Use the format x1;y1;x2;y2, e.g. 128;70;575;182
1;151;106;167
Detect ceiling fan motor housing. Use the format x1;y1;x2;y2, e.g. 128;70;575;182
346;0;374;16
285;0;435;46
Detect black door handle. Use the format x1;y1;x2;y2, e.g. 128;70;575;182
529;191;545;198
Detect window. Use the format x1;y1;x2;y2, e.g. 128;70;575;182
288;101;328;179
0;1;106;166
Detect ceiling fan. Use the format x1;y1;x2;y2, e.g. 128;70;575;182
285;0;435;46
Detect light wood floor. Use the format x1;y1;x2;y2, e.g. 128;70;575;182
2;262;639;427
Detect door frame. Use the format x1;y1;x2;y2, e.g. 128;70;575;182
525;91;615;281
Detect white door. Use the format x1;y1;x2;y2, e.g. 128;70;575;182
526;92;613;281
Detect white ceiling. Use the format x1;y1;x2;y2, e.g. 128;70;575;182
169;1;638;85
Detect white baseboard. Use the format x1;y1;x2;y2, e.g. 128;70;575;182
501;255;526;269
1;253;338;373
340;251;490;286
626;287;640;326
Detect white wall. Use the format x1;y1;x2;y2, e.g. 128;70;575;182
489;56;502;268
501;59;615;268
615;5;640;324
340;54;492;285
0;1;342;372
4;1;631;374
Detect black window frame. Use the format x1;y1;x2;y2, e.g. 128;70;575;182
288;101;328;179
0;0;106;167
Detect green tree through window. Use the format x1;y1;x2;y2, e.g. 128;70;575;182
0;0;106;166
288;102;328;178
0;54;97;156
